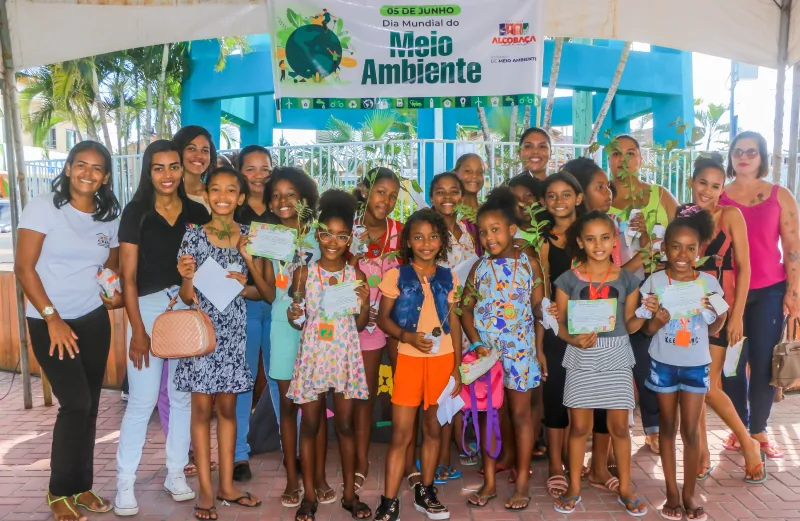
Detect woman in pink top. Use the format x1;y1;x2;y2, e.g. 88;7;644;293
719;131;800;459
351;167;403;491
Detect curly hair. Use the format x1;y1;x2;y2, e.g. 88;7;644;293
667;205;715;244
477;186;517;226
400;208;451;264
263;167;319;224
318;189;358;231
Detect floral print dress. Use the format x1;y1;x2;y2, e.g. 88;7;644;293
473;252;540;391
287;262;369;404
174;225;252;395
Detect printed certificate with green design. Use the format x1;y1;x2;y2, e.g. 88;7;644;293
567;299;617;334
247;222;297;262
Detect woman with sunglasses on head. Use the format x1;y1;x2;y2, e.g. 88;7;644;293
173;126;217;212
510;127;553;200
718;131;800;460
15;141;122;521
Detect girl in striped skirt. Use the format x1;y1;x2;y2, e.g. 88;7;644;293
552;211;657;517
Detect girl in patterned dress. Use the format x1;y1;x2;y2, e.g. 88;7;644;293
461;187;544;511
287;190;372;521
176;167;274;519
430;171;479;478
351;167;403;491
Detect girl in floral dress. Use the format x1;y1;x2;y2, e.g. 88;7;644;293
287;190;372;521
461;187;544;511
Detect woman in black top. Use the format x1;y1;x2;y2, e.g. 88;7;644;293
114;140;210;516
233;145;280;481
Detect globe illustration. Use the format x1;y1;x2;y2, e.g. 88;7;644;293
285;24;343;80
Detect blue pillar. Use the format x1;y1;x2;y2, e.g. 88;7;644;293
651;48;693;146
181;39;223;147
417;109;435;201
443;108;461;171
258;95;276;146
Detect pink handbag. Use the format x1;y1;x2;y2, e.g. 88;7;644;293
460;350;504;459
151;296;216;359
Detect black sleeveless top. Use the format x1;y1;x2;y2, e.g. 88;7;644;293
547;236;572;298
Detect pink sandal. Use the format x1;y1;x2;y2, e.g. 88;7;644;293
760;441;784;459
722;432;741;451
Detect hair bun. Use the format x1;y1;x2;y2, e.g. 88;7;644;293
694;151;724;169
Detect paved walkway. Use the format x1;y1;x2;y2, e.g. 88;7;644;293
0;372;799;521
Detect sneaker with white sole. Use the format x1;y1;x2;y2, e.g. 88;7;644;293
164;473;195;502
114;478;139;516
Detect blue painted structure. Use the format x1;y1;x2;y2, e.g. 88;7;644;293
182;36;693;153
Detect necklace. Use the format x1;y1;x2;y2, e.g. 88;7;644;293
412;262;436;279
585;264;613;300
364;217;390;259
489;250;519;319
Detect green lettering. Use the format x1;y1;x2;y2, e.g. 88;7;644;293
467;62;481;83
440;61;455;83
379;63;402;84
361;59;377;84
390;31;414;58
415;35;429;57
424;62;439;83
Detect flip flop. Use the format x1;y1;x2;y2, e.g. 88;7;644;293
314;488;337;505
459;452;479;466
354;472;366;492
341;496;371;520
553;495;582;514
193;506;218;520
618;496;649;517
466;492;496;508
216;492;261;508
744;452;768;484
434;465;462;484
72;490;113;513
505;493;531;511
760;441;784;459
722;432;741;451
588;476;620;494
546;475;568;499
697;465;715;481
281;487;304;508
660;504;683;521
685;506;708;521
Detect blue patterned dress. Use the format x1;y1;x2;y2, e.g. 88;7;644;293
473;252;540;391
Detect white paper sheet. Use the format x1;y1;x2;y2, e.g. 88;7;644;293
349;225;368;256
424;332;442;354
249;225;297;262
453;254;479;286
193;257;244;312
627;209;643;238
723;337;746;377
660;281;705;319
708;293;729;315
541;297;559;336
436;376;465;426
322;282;360;318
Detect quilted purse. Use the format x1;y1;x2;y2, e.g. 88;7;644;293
151;296;216;358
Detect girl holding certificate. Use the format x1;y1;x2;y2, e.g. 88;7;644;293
352;167;403;492
175;167;274;519
553;211;653;516
461;187;543;511
287;190;372;521
688;154;765;484
641;209;730;521
263;167;326;509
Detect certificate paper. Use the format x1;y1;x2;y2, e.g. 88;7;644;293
658;280;706;319
567;299;617;334
247;222;297;262
322;282;360;319
193;257;243;311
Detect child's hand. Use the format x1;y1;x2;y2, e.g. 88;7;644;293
100;290;124;310
237;233;254;262
177;255;196;280
571;332;597;349
643;293;660;314
546;300;558;318
355;283;369;308
287;301;305;322
475;345;490;358
450;369;462;397
628;212;645;235
537;349;548;381
652;307;671;328
701;295;716;312
405;331;433;353
227;271;247;286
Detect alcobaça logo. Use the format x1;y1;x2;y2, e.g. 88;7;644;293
492;22;536;45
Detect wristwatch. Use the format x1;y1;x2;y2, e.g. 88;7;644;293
42;306;56;318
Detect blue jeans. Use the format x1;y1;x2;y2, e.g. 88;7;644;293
722;280;785;435
235;299;280;462
646;360;710;394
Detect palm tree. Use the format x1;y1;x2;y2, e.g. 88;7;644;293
585;41;632;152
695;102;730;150
543;37;564;130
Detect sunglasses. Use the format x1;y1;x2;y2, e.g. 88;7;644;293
732;148;759;159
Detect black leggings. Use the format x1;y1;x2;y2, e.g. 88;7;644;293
28;306;111;497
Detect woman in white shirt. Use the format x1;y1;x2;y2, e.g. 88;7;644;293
15;141;122;521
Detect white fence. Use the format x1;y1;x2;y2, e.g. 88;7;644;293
23;140;794;208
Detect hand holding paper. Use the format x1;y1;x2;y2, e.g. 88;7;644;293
247;223;298;262
541;297;559;335
193;257;244;311
436;376;465;426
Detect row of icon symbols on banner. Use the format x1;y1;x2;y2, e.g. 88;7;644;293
279;95;538;110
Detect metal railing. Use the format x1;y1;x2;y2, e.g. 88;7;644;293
24;140;796;208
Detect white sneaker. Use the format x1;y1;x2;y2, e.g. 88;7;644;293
114;478;139;516
164;473;196;502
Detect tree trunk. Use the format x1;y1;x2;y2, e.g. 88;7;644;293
68;113;83;142
156;43;170;138
90;66;113;151
543;37;564;130
523;105;531;130
145;81;152;140
509;104;518;142
585;42;632;153
476;105;492;163
81;99;99;141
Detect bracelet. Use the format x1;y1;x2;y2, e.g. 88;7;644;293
467;341;486;354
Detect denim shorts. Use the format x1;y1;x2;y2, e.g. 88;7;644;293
645;359;709;394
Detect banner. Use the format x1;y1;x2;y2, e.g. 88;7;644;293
267;0;543;111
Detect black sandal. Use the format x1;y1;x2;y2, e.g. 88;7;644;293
216;492;261;507
341;496;372;519
295;498;318;521
193;505;218;520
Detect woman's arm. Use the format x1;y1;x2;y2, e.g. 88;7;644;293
354;267;370;331
527;252;545;320
778;186;800;319
120;243;153;369
244;258;276;303
459;263;481;345
725;207;750;345
14;229;79;359
660;187;679;221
